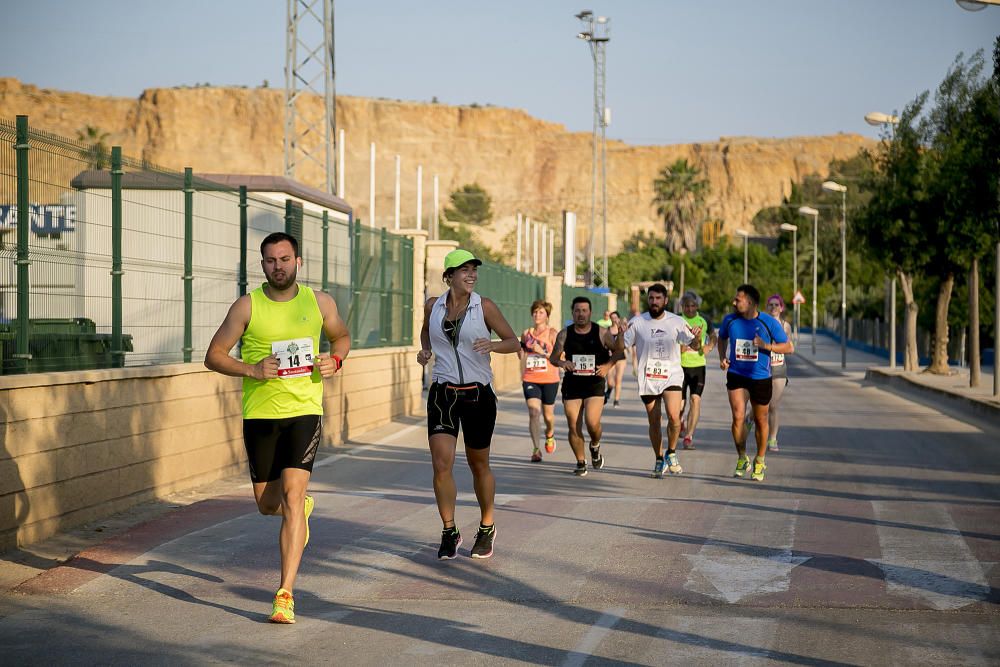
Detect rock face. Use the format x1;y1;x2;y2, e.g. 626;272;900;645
0;78;872;254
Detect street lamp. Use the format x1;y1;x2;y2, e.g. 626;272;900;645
798;206;819;356
780;222;799;344
865;111;900;369
822;180;848;369
736;229;750;284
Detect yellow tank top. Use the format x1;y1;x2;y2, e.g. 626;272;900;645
241;284;324;419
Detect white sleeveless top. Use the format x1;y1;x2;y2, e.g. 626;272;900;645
429;291;494;386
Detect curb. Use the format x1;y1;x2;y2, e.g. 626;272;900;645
865;367;1000;424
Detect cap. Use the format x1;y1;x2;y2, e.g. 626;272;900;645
443;248;482;270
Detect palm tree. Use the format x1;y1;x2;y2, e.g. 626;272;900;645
76;125;111;170
651;158;710;254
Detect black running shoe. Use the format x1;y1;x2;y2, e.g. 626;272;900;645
437;529;462;560
470;526;495;559
574;461;589;476
590;444;605;470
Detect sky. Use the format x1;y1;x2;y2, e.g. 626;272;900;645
3;1;998;145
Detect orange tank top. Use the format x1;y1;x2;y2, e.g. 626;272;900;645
521;327;560;383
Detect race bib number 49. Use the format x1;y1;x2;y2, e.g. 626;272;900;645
734;338;758;362
572;354;596;375
272;337;315;378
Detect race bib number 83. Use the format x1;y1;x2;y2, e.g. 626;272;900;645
272;337;315;378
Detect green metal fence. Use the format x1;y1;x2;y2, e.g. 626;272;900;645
476;261;545;334
0;115;412;375
561;285;610;327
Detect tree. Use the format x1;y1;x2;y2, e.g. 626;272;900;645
444;183;493;225
651;158;710;254
438;218;500;263
76;125;110;169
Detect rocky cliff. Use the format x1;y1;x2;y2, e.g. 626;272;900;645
0;78;872;254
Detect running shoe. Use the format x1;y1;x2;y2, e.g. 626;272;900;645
733;455;751;478
667;452;683;475
530;448;542;463
269;588;295;624
303;494;314;548
651;459;666;479
767;438;779;452
544;436;557;454
470;525;496;559
438;529;462;560
604;387;612;404
751;457;767;482
574;461;589;477
590;445;605;470
613;399;620;408
682;435;695;450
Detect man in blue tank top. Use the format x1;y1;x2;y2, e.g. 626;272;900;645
717;284;792;482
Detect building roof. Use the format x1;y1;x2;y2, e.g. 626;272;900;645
69;171;352;215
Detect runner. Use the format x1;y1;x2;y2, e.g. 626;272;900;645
623;283;702;478
764;293;794;451
717;283;792;482
204;231;350;624
417;248;519;560
520;299;560;462
549;296;624;476
606;311;628;407
679;291;717;450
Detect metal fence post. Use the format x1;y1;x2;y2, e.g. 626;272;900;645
238;185;248;297
350;218;361;346
183;167;194;363
379;228;388;344
111;147;124;366
322;210;329;292
13;115;31;374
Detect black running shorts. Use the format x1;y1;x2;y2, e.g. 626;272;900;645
640;386;683;404
725;372;773;406
243;414;322;483
561;375;606;401
427;382;497;449
522;381;559;405
682;366;707;398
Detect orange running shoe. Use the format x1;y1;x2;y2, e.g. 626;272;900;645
269;588;295;624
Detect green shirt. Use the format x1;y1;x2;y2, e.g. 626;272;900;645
241;284;324;419
680;313;712;368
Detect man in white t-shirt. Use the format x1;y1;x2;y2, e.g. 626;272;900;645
623;283;702;478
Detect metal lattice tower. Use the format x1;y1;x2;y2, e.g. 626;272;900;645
576;11;610;287
284;0;336;195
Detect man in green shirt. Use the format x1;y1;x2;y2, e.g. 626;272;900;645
679;292;716;449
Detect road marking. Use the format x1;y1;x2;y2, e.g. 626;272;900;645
684;499;809;603
867;501;990;610
561;606;626;667
314;423;423;468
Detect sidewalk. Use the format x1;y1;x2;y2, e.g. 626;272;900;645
793;331;999;422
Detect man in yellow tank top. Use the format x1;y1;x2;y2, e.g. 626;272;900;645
205;231;350;624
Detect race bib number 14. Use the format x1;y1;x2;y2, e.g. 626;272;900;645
272;337;315;378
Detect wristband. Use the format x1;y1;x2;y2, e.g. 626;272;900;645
332;354;343;371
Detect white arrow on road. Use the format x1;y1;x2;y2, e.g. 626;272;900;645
684;499;810;603
867;501;990;610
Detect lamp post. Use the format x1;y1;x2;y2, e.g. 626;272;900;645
798;206;819;355
865;111;900;369
822;180;848;369
736;229;749;284
780;222;799;343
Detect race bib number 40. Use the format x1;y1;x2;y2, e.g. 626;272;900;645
734;338;758;362
272;337;315;378
572;354;596;375
526;354;548;370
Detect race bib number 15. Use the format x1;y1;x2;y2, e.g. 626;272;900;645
272;337;315;378
572;354;596;375
734;338;758;362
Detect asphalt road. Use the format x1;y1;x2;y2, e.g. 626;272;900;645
2;357;998;665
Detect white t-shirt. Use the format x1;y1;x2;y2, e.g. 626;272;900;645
624;311;695;396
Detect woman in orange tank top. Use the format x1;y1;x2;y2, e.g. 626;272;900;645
520;300;560;462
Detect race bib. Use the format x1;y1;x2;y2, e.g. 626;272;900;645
526;354;548;370
734;338;758;362
272;337;315;378
644;358;670;381
771;352;785;367
572;354;596;376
